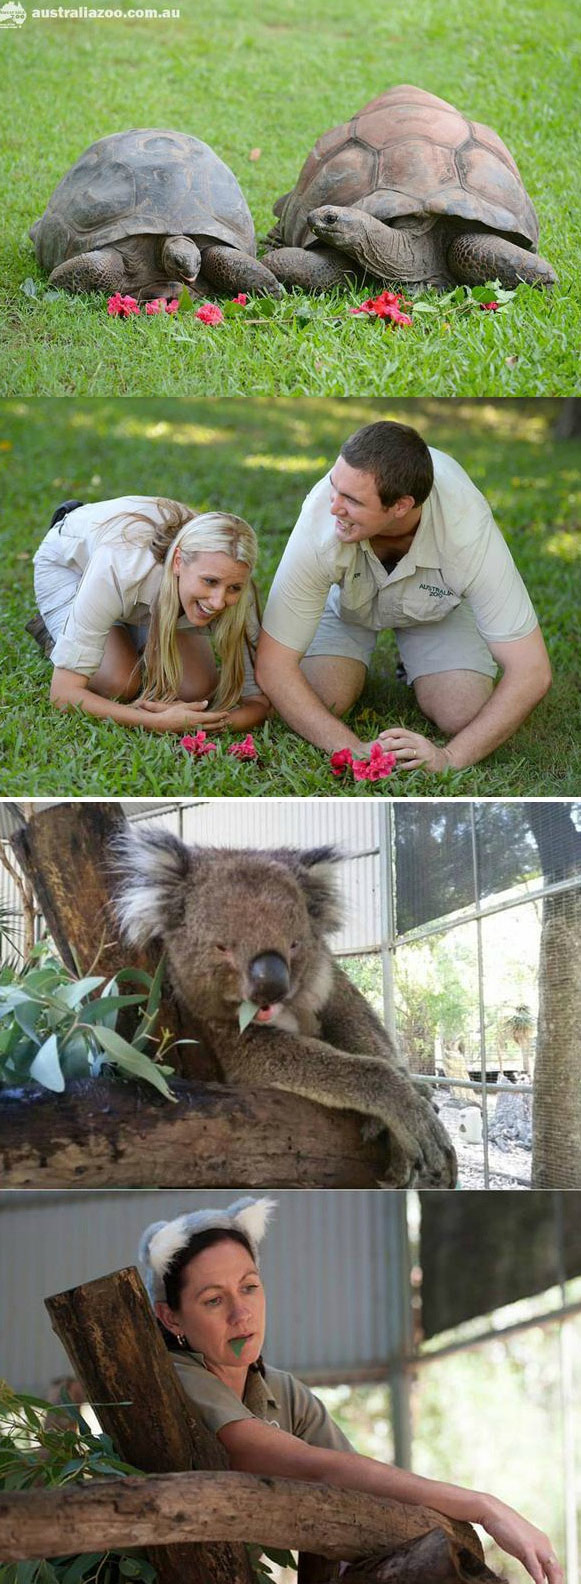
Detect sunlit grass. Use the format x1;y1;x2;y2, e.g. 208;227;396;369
0;396;579;797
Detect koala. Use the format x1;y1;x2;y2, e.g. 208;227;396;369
113;827;457;1188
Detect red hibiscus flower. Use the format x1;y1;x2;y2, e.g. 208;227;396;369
480;300;500;312
180;730;218;756
330;748;354;775
231;293;248;305
195;303;225;325
145;297;180;315
349;289;412;326
107;292;140;317
352;759;372;780
228;734;258;759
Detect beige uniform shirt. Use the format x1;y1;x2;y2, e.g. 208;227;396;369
173;1351;353;1452
34;495;261;694
262;449;538;653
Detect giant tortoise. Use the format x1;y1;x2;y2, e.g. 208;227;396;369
30;128;282;299
262;86;555;292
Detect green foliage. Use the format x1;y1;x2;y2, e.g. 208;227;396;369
0;1382;157;1584
0;397;579;798
0;949;177;1102
247;1546;297;1584
0;0;578;395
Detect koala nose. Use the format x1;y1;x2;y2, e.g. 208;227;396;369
248;952;290;1006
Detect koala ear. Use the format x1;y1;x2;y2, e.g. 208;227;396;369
111;826;196;946
276;846;345;934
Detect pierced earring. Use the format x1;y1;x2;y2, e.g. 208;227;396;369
176;1332;188;1349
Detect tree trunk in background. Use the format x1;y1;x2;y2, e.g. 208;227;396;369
554;398;581;438
45;1266;253;1584
524;804;581;1187
532;888;581;1186
11;801;219;1081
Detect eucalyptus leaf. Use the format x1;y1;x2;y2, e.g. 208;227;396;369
61;1556;104;1584
30;1034;65;1093
53;977;105;1009
238;999;259;1033
91;1025;176;1101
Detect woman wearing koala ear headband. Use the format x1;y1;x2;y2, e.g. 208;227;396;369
140;1197;562;1584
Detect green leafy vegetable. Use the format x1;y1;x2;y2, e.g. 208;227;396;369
238;999;259;1033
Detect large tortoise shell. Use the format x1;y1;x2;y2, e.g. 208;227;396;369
31;128;256;272
274;86;539;251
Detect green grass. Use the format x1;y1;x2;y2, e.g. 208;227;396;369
0;396;579;797
0;0;579;397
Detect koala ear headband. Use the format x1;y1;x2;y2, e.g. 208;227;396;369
139;1196;277;1306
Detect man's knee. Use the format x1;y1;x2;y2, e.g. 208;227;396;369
413;671;494;733
301;655;367;714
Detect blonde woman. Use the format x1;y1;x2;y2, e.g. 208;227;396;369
30;496;270;734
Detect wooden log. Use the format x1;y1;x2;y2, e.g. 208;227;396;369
45;1266;253;1584
0;1076;387;1188
0;1470;493;1570
10;801;218;1081
339;1528;503;1582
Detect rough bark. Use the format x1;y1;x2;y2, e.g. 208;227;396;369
0;1075;387;1187
10;801;218;1081
340;1528;503;1581
0;1470;491;1569
532;888;581;1187
45;1265;253;1584
554;397;581;439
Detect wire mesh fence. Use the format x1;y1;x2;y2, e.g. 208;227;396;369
1;799;580;1189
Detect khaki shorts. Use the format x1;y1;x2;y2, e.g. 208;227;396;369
305;592;498;684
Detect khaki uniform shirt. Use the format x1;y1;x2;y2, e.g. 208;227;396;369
262;449;538;652
34;495;261;693
173;1351;353;1452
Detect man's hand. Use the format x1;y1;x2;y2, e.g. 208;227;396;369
372;728;452;772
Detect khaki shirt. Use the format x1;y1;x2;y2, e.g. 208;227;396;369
34;495;261;693
262;449;538;652
173;1351;353;1452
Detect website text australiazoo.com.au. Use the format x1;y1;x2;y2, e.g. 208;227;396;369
28;7;181;19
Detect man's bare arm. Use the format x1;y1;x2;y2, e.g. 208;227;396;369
256;631;364;753
379;626;552;772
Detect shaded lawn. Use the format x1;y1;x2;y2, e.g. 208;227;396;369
0;397;579;797
0;0;579;397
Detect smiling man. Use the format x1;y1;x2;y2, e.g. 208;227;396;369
256;421;552;771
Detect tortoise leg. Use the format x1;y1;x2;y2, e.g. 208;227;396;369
261;245;357;291
161;235;202;285
48;248;125;294
201;244;283;297
447;231;557;289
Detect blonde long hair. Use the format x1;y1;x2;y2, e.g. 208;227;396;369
99;497;259;709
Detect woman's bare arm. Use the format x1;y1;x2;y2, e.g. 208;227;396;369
223;694;273;730
218;1419;562;1584
50;668;229;733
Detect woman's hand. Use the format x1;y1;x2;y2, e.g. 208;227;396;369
137;700;230;733
373;728;453;772
480;1495;563;1584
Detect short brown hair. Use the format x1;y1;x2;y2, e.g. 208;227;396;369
340;421;434;507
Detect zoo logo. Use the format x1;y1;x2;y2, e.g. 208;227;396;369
0;1;26;22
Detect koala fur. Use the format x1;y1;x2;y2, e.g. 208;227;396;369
114;826;457;1188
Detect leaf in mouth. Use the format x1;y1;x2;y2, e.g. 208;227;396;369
238;999;260;1033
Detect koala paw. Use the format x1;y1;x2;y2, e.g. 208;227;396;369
410;1100;458;1188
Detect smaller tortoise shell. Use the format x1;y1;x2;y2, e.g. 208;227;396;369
275;86;539;252
32;128;256;273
